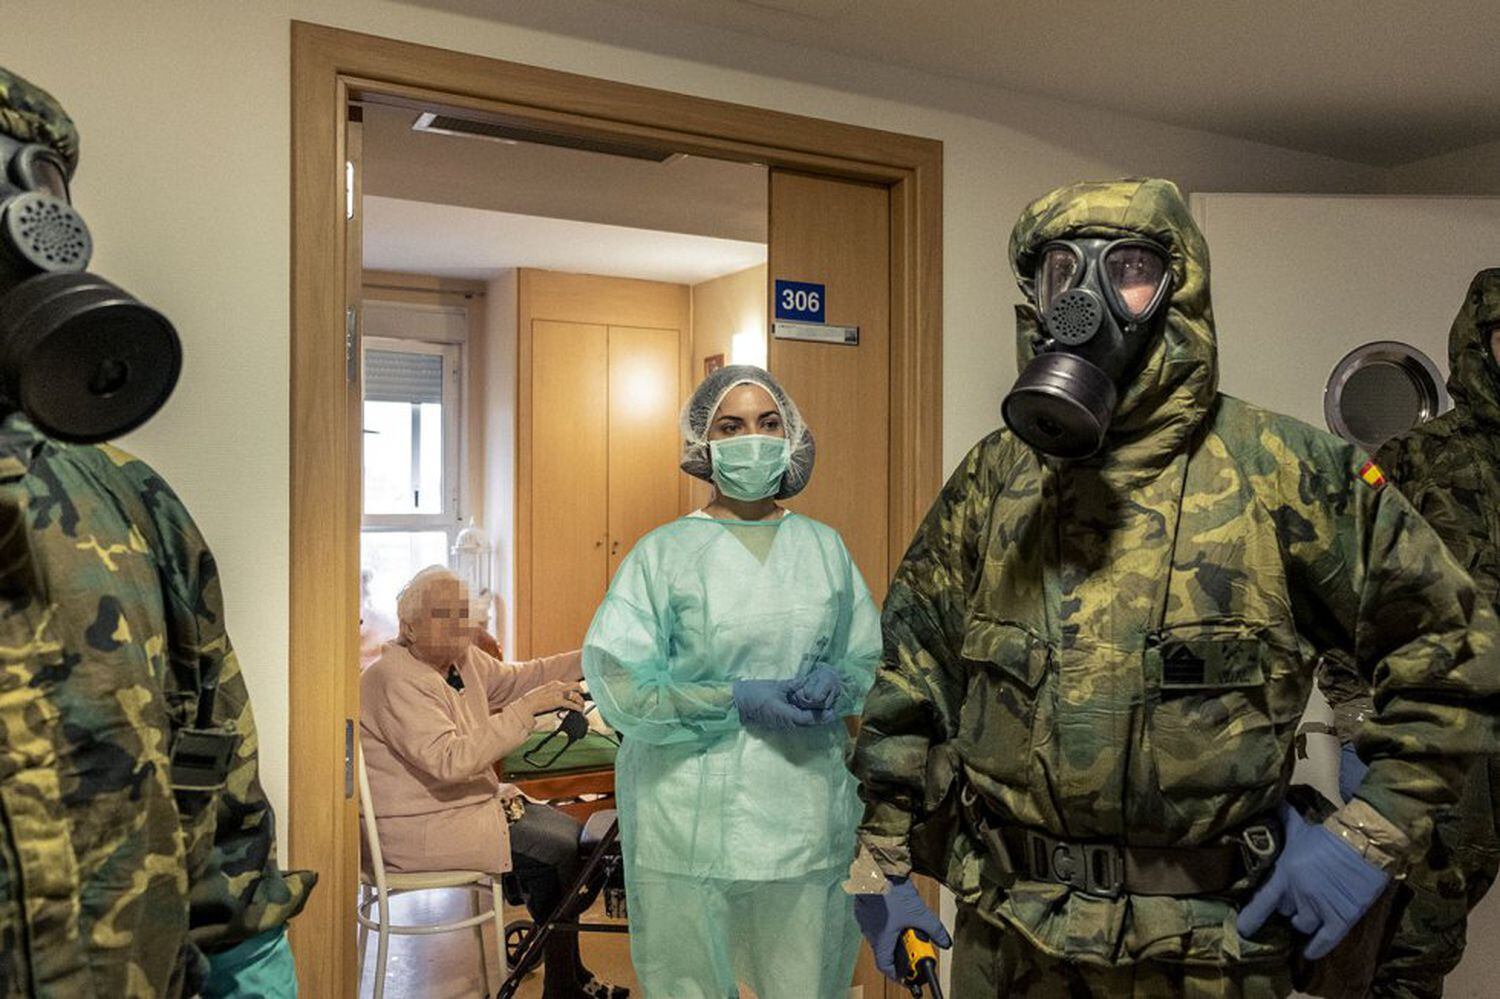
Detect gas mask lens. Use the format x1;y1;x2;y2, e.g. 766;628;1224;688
1036;245;1081;311
1104;243;1168;320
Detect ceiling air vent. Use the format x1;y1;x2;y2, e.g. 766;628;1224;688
412;111;681;163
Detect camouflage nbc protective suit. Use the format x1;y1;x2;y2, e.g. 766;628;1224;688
849;179;1500;998
0;415;315;997
1318;269;1500;998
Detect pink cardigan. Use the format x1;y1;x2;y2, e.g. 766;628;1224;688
360;642;582;873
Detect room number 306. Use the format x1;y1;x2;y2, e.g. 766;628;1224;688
781;288;820;313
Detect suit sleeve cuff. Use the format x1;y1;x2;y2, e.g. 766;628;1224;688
1324;797;1413;876
859;831;914;879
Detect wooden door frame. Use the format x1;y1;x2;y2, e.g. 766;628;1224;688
290;20;941;997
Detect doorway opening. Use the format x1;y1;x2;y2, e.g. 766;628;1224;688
356;100;770;663
291;22;941;998
354;101;770;997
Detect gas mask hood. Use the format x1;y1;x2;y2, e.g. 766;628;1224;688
1003;236;1172;460
0;133;180;443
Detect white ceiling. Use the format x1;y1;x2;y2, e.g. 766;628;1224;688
404;0;1500;167
362;195;767;284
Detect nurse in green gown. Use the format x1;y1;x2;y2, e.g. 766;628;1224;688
583;365;880;999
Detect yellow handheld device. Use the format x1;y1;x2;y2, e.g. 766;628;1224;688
897;928;944;999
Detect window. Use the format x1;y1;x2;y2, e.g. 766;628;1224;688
360;333;464;626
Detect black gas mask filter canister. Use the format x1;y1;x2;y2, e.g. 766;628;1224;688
0;134;180;443
1002;237;1172;460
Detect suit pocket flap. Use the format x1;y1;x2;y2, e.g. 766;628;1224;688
961;619;1047;690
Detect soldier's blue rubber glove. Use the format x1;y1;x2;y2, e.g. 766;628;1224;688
1338;743;1370;803
732;678;830;729
853;877;951;981
788;665;842;712
203;926;298;998
1237;802;1390;960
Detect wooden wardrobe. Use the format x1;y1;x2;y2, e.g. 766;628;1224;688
517;269;691;658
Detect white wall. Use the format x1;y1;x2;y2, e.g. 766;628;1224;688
3;0;1425;849
1194;193;1500;429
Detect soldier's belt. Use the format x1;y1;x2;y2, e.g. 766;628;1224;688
961;786;1278;899
998;827;1258;898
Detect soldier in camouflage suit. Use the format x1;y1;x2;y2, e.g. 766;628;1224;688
0;69;313;997
1318;269;1500;998
849;179;1500;997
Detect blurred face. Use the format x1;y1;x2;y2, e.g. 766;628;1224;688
402;577;476;667
708;384;785;441
1489;327;1500;366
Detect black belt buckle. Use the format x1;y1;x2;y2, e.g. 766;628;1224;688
1082;843;1124;898
1238;822;1278;878
1025;831;1123;898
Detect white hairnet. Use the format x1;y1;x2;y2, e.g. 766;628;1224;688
679;365;815;499
395;565;465;630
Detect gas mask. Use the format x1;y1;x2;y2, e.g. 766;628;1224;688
1003;237;1172;459
0;133;180;443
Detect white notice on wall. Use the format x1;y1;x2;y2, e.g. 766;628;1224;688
772;320;859;346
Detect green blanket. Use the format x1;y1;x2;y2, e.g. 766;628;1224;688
502;730;618;778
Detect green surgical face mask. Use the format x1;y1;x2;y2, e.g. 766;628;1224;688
709;435;790;501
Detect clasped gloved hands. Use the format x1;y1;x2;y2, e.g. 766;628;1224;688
1237;802;1391;959
733;667;846;729
853;877;951;981
788;664;843;712
732;677;833;729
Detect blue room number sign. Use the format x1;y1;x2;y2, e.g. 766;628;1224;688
774;279;825;323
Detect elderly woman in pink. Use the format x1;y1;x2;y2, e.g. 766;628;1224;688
361;565;626;999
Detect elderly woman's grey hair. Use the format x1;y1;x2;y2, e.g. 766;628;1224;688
395;565;466;631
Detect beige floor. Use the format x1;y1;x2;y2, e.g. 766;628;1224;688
358;887;638;999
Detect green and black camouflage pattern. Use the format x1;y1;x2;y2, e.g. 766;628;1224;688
1318;269;1500;998
950;902;1291;998
0;414;313;998
0;68;77;177
850;179;1500;975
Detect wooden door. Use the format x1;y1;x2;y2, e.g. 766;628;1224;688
767;171;892;601
769;170;902;999
607;326;682;575
530;320;609;656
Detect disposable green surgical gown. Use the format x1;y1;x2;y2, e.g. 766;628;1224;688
583;512;880;999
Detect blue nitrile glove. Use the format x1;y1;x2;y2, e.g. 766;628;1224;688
853;877;952;981
732;678;831;729
203;926;298;998
1236;802;1391;960
1338;743;1370;803
789;665;842;712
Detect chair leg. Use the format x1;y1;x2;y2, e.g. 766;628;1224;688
373;891;391;999
492;880;508;979
356;886;370;976
472;886;489;991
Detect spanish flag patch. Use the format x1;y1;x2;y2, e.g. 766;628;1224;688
1358;460;1386;490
